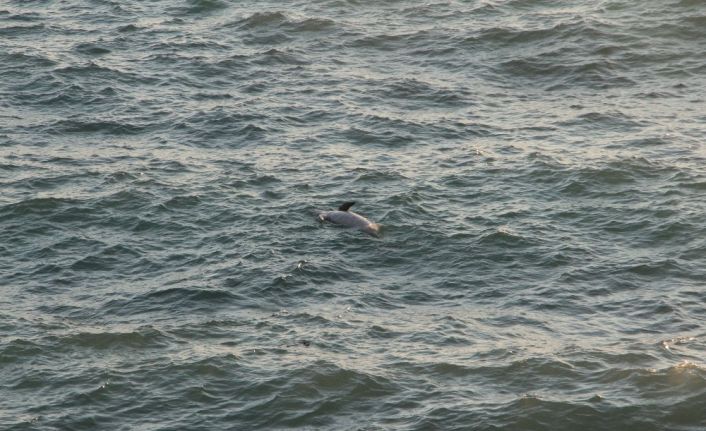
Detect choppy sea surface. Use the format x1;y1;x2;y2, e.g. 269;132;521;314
1;0;705;429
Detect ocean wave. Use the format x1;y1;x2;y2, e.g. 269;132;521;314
0;23;45;36
0;196;79;219
174;108;268;142
377;77;470;107
234;11;288;30
252;48;310;66
73;42;111;56
52;62;150;85
46;119;146;135
497;57;635;89
176;0;229;15
66;245;149;276
49;326;173;350
102;287;243;317
226;11;337;34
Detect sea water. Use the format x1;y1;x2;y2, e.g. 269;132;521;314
1;0;705;429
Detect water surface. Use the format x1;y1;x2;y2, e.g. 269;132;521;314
1;0;705;429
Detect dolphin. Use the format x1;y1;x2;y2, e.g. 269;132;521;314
318;202;381;237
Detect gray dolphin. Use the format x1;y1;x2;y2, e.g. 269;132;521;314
318;202;381;237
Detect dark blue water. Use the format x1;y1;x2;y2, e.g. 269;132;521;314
1;0;705;429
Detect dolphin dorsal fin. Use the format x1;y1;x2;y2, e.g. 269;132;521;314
338;201;355;211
